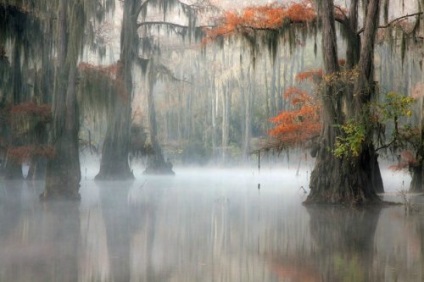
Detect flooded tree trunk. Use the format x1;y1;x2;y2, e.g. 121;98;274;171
27;124;48;180
410;135;424;193
144;69;174;175
221;83;230;163
42;0;81;200
4;35;23;180
410;99;424;192
96;0;136;180
241;65;252;159
410;162;423;192
306;0;382;204
96;95;134;180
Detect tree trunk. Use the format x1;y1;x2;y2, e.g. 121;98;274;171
306;0;382;205
221;83;230;163
144;67;174;175
41;0;82;200
95;94;134;180
96;0;136;180
409;98;424;192
4;33;23;180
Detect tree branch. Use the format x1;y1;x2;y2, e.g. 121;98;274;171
135;0;151;18
137;21;212;32
138;21;189;29
358;12;424;34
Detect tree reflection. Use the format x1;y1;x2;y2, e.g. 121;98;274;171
98;181;131;281
306;206;382;281
0;195;80;282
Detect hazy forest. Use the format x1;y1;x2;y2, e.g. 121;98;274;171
2;0;424;281
0;0;423;203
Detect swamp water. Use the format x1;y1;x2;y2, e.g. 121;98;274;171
0;167;423;281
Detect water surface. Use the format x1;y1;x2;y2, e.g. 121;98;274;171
0;168;422;281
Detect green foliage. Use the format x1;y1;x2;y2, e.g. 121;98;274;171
334;120;365;158
375;91;414;121
334;92;416;159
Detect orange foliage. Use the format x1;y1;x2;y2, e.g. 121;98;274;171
11;102;51;119
204;1;316;41
389;150;417;171
78;61;129;100
295;69;323;82
78;62;120;80
296;61;344;82
8;145;55;163
269;87;320;147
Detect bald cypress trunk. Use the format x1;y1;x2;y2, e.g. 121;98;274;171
41;0;81;200
96;0;136;180
306;0;382;204
144;68;174;175
4;32;23;180
410;105;424;192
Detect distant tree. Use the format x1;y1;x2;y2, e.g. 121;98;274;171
8;102;53;179
96;0;214;176
0;3;48;179
41;0;114;199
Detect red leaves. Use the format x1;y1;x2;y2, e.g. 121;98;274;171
389;150;418;171
11;102;51;119
78;62;120;80
295;69;323;82
204;1;316;42
269;87;320;147
7;145;55;163
78;61;129;100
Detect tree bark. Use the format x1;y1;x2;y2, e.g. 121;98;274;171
96;0;136;180
4;31;23;180
144;68;174;175
306;0;382;204
42;0;82;200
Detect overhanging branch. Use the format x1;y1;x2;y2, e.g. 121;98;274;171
358;12;424;34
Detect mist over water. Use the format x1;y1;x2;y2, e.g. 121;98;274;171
1;165;423;281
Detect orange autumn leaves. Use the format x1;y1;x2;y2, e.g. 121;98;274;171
269;86;321;148
205;1;315;41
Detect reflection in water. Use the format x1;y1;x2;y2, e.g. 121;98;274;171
0;168;423;281
0;181;80;282
307;206;382;282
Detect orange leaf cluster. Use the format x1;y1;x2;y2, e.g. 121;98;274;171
79;61;129;100
8;145;55;163
389;150;417;171
269;87;320;147
10;102;51;119
205;1;316;41
78;62;120;80
295;69;323;82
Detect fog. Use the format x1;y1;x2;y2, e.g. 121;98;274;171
1;165;423;281
1;0;424;281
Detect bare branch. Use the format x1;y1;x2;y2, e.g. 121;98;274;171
358;12;424;34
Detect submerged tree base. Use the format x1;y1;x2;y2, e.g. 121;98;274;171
303;197;385;206
143;154;175;175
95;169;135;181
143;165;175;175
305;145;383;205
39;189;81;201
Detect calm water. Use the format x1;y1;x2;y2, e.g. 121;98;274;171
0;167;423;282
